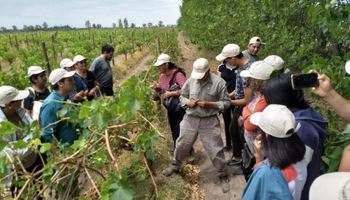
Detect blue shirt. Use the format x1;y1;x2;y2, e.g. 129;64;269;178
243;161;293;200
68;74;88;100
39;91;78;145
242;50;259;63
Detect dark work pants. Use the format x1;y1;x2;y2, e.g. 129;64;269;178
229;107;245;158
222;107;234;148
167;107;186;148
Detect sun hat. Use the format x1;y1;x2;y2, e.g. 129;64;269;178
264;55;285;70
216;44;240;62
240;61;274;80
309;172;350;200
249;36;265;45
154;53;171;67
191;58;210;79
73;55;87;63
345;60;350;75
49;68;75;85
250;104;301;138
0;86;30;107
27;66;46;77
60;58;76;69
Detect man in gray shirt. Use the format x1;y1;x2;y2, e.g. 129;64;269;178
162;58;231;193
89;44;114;96
242;36;264;63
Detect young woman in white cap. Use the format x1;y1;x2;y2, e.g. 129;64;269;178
0;86;41;196
73;55;100;100
242;104;306;200
153;53;186;151
242;36;264;63
264;73;328;200
239;60;274;179
23;66;50;119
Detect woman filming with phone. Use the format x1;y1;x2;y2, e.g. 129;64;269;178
264;73;328;200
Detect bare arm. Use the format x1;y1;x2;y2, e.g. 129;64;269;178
312;74;350;122
230;87;253;106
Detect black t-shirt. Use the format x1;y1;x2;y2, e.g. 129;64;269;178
23;87;50;110
218;64;237;93
76;71;97;90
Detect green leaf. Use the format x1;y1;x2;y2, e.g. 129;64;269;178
0;121;17;136
109;183;133;200
40;143;52;154
13;140;27;149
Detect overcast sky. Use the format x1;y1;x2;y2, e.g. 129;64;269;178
0;0;182;28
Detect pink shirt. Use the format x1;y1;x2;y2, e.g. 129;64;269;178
158;69;186;91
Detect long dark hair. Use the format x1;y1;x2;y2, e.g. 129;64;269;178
261;129;305;169
264;73;309;110
168;62;186;77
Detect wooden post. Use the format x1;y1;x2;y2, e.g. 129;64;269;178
156;37;161;55
8;35;13;46
51;34;57;60
14;35;19;50
41;42;51;73
165;32;169;45
109;35;113;45
25;35;29;48
92;34;96;49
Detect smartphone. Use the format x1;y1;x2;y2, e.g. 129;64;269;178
291;73;319;90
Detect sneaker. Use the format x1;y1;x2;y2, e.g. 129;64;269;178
162;164;179;176
227;157;242;166
220;177;230;193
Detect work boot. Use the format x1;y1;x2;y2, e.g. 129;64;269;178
220;177;230;193
162;164;179;176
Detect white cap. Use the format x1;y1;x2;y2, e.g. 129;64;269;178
49;68;75;85
240;61;274;80
0;86;30;107
249;36;265;45
28;66;46;77
60;58;76;69
250;104;301;138
216;44;240;62
309;172;350;200
73;55;87;63
345;60;350;75
154;53;171;67
264;55;285;70
191;58;210;79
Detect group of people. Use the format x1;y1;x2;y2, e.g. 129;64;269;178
155;36;350;199
0;44;115;197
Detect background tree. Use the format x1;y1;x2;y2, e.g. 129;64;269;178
123;18;129;29
92;23;96;29
112;23;116;28
147;22;153;28
130;23;136;28
85;20;91;29
142;23;147;28
118;19;123;28
158;21;164;27
12;25;18;31
42;22;48;29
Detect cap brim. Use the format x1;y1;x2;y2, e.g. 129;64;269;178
63;71;76;78
154;60;166;67
75;58;87;62
345;60;350;75
13;90;30;101
191;71;206;79
240;70;251;78
28;69;46;77
250;112;262;126
309;172;350;200
216;54;227;62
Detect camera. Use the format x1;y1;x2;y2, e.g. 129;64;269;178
291;73;319;90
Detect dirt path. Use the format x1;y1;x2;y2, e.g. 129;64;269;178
177;32;246;200
114;53;154;87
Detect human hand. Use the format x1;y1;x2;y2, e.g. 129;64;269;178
187;98;198;108
311;73;333;98
197;100;208;108
161;91;172;100
229;90;236;98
